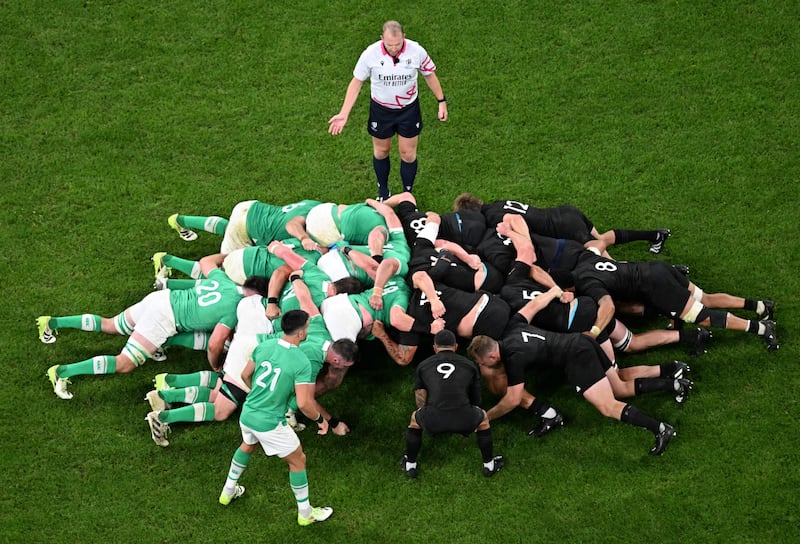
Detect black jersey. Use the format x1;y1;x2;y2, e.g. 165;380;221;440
406;282;485;333
500;314;582;386
571;252;691;316
500;261;573;330
476;228;516;275
415;351;482;410
481;200;595;244
408;237;481;292
530;233;588;272
500;314;611;393
396;201;487;251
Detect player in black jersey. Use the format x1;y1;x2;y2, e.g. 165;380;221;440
401;330;505;478
468;286;679;456
401;210;505;293
498;221;712;358
407;270;512;341
454;192;671;254
559;252;779;351
384;192;488;251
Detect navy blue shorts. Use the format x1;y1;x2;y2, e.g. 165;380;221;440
368;99;423;139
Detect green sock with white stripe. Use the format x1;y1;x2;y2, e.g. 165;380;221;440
57;355;116;378
290;470;311;518
158;401;215;424
49;314;101;331
160;385;212;405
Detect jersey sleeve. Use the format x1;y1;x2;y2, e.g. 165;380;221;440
353;46;372;81
293;351;314;385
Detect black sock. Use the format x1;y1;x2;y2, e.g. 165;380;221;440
476;429;494;463
634;377;674;395
620;404;661;433
659;361;679;378
747;320;760;334
373;156;390;197
400;159;417;192
743;299;757;312
405;427;422;462
613;229;656;244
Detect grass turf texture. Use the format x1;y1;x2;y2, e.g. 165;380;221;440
2;1;799;542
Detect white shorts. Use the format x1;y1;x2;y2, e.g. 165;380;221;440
222;248;247;285
316;250;350;282
127;290;177;348
320;293;362;342
224;297;274;391
241;421;300;458
221;200;256;254
224;333;258;392
305;203;344;248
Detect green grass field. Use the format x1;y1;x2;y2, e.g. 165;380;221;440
2;1;798;542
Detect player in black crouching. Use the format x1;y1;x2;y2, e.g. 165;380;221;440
401;330;504;478
468;286;679;456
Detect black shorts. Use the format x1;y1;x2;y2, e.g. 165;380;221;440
219;378;247;407
566;335;613;395
415;405;484;436
472;295;511;340
396;200;427;243
642;261;692;315
547;206;595;244
368;99;423;139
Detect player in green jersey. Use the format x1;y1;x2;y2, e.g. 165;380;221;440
218;310;334;526
40;256;267;400
167;199;322;252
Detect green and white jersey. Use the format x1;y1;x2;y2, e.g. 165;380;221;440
346;274;411;338
240;338;314;432
246;200;321;246
170;268;243;332
383;229;411;277
241;237;323;278
337;203;387;245
258;315;330;376
276;262;331;318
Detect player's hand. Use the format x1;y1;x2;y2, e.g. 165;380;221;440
430;298;445;319
265;303;281;320
369;289;384;311
371;320;386;338
496;221;511;237
331;420;350;436
300;237;318;251
316;419;329;436
560;291;574;303
328;113;348;135
465;254;482;270
438;103;448;121
431;317;446;334
267;240;282;254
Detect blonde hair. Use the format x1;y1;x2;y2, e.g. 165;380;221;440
467;335;497;361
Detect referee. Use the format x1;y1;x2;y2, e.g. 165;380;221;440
328;20;448;201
